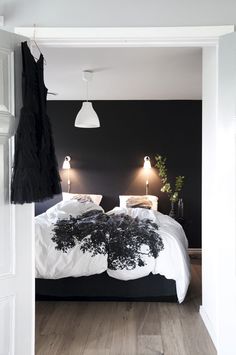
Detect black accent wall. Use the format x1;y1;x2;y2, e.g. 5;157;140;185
36;100;202;248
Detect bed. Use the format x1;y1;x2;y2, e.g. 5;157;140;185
35;196;191;303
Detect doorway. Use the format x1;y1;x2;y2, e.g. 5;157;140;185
10;25;236;354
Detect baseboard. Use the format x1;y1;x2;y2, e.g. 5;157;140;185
188;248;202;256
199;305;217;350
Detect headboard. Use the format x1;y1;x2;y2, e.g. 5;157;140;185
35;194;62;216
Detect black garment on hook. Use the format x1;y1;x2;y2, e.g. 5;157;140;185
11;41;61;204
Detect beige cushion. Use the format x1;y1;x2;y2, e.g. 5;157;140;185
119;195;158;210
62;192;103;205
126;196;153;209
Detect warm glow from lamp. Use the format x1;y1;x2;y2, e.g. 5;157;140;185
62;156;71;192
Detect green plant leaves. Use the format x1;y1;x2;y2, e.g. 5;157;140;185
155;154;184;202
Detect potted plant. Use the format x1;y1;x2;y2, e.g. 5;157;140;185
155;154;184;218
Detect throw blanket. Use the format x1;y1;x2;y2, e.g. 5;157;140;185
35;199;191;302
51;210;164;271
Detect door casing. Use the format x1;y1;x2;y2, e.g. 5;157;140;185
14;24;236;353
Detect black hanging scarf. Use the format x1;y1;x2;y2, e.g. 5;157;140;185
11;41;61;203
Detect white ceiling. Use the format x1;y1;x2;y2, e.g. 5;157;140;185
39;47;202;100
4;0;236;29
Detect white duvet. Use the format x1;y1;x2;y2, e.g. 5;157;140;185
35;199;191;303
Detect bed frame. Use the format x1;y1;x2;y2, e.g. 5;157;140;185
36;273;177;302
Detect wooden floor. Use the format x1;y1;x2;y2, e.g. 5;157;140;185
35;259;216;355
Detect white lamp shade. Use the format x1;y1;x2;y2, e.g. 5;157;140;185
143;156;151;169
74;102;100;128
62;156;71;169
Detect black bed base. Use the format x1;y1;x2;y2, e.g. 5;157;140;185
36;272;178;302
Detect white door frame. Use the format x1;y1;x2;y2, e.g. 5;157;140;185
14;25;235;352
15;25;234;47
0;30;35;355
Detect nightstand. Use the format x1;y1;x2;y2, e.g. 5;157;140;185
176;217;192;237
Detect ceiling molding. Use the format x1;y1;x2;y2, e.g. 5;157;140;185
15;26;235;48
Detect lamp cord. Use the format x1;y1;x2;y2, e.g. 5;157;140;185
67;169;70;193
86;80;89;102
146;180;149;195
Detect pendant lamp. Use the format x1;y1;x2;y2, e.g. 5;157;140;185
74;71;100;128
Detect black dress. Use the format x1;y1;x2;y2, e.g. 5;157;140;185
11;41;61;204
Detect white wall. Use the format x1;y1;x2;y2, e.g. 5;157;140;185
201;34;236;355
1;0;236;30
201;46;218;348
216;32;236;355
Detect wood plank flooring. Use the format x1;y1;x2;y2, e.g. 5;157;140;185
35;259;216;355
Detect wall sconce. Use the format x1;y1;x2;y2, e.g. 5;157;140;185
143;156;152;195
62;156;71;192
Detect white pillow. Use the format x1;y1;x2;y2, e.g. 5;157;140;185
62;192;103;206
119;195;158;211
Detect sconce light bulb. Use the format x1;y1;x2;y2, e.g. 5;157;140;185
62;156;71;169
143;156;151;169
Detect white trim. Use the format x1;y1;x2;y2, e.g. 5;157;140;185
0;112;13;136
0;48;14;137
200;306;217;350
0;295;15;355
14;26;234;48
12;25;235;352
